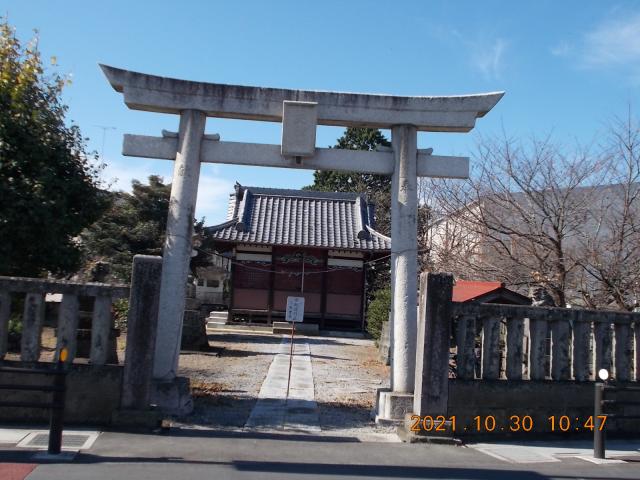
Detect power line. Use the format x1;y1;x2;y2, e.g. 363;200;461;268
195;247;398;276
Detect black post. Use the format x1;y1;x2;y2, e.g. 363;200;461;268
286;322;296;401
594;382;605;459
48;355;67;455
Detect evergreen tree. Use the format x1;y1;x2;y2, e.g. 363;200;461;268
305;127;392;235
80;176;171;282
0;20;106;276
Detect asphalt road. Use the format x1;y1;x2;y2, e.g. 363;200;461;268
3;429;639;480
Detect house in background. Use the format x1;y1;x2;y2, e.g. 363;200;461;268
204;184;390;331
453;280;531;305
193;255;231;310
427;183;640;309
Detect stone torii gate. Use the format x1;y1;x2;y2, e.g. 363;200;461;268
101;65;503;416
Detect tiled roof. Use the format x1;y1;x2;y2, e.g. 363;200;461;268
205;185;391;251
452;280;504;303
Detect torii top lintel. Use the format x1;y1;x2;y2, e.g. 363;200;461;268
100;64;504;133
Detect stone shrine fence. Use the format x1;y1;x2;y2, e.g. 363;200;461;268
0;276;129;365
452;299;639;383
413;272;640;437
0;256;163;425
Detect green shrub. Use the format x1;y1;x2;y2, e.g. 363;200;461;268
7;315;22;352
8;316;22;335
366;287;391;340
112;298;129;331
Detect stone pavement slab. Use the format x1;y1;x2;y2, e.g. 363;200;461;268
245;339;320;432
0;427;100;461
0;429;31;445
469;438;640;464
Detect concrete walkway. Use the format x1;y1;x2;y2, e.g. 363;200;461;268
244;338;320;432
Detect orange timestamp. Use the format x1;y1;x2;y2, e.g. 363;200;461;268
409;415;608;433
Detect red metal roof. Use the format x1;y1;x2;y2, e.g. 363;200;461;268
453;280;504;303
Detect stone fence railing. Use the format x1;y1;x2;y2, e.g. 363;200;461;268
450;300;640;382
411;272;640;437
0;276;129;366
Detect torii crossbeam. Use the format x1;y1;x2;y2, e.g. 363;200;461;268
101;64;503;418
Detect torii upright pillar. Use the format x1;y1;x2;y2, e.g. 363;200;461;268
153;110;206;382
390;125;418;394
374;125;420;422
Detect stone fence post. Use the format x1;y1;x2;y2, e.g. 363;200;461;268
121;255;162;410
414;272;453;417
21;293;45;362
0;291;11;359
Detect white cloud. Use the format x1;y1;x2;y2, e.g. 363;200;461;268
583;13;640;67
100;158;234;225
553;12;640;82
426;26;508;82
550;41;571;57
195;170;234;225
471;38;508;81
99;158;170;191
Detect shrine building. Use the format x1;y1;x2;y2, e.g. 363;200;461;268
204;184;391;331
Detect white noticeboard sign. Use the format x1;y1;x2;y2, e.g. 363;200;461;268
286;296;305;323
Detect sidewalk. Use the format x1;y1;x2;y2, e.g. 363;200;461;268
1;427;640;480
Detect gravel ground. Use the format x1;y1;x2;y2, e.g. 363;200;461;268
307;336;392;435
7;327;394;436
176;332;282;429
175;330;394;436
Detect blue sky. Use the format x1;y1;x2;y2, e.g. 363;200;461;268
4;1;640;224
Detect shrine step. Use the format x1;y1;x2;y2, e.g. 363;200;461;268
272;322;319;336
206;323;273;333
207;311;228;324
272;322;292;334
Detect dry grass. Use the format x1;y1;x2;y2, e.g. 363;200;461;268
322;397;375;410
190;379;228;398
